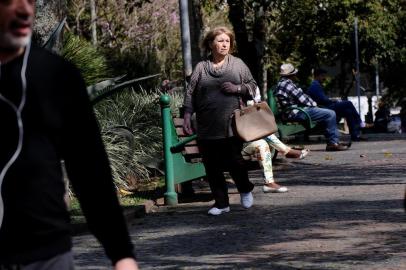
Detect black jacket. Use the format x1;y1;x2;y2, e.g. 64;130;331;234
0;45;134;265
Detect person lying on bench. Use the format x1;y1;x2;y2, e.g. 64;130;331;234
242;134;309;193
275;63;349;151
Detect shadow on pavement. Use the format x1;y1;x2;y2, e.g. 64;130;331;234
105;196;406;270
74;139;406;269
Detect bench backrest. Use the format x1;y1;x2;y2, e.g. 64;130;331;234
172;118;202;162
267;87;280;118
266;86;316;139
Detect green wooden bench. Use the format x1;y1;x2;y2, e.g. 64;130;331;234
267;88;316;140
159;94;206;205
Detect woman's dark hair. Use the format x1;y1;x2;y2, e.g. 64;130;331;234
200;26;236;57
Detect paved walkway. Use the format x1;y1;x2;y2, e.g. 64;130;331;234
73;137;406;269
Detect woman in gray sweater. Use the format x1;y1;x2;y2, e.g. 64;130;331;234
183;26;257;215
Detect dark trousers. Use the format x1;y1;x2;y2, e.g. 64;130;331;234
328;101;362;139
199;137;254;208
0;251;74;270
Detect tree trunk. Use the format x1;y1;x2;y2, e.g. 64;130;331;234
188;0;204;67
227;0;262;92
252;13;267;98
228;0;257;70
90;0;97;45
33;0;67;47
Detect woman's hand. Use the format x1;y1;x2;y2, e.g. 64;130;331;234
114;258;139;270
183;112;194;135
221;82;245;95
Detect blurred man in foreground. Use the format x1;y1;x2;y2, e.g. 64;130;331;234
0;0;138;269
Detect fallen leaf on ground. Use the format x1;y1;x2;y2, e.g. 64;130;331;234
384;152;393;158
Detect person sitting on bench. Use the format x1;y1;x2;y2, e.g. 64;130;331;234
242;134;309;193
275;63;349;151
307;68;369;141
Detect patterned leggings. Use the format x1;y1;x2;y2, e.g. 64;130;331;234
242;134;291;184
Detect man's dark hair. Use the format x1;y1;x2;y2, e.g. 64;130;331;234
314;68;327;77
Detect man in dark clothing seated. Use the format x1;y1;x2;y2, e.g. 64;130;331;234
307;68;368;141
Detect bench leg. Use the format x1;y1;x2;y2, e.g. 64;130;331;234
163;151;178;205
161;94;178;205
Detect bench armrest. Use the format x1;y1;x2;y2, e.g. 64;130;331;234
283;106;315;128
170;134;198;153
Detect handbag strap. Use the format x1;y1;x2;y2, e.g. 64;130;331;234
239;75;256;109
245;83;254;99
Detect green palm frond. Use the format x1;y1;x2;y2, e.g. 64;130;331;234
94;88;183;190
90;73;161;104
86;74;127;97
42;18;66;51
61;32;110;85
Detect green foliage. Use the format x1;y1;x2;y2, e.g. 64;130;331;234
61;32;110;85
228;0;405;99
201;0;221;15
67;0;183;81
60;31;170;190
201;0;230;26
169;89;185;116
94;88;184;190
64;0;405;98
94;89;162;188
102;132;141;190
102;50;168;89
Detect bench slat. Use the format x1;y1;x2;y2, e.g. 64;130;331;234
183;140;198;146
173;118;184;127
184;145;200;155
172;118;202;160
176;127;187;137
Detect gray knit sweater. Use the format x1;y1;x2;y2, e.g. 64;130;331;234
183;55;257;140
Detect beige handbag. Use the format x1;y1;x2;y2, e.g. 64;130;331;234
233;101;278;142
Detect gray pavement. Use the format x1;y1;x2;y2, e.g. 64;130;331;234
73;136;406;269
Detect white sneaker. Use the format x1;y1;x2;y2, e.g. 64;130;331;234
240;192;253;209
208;206;230;216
